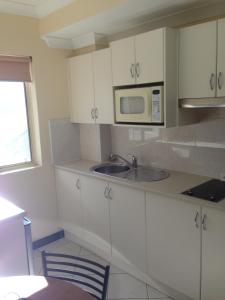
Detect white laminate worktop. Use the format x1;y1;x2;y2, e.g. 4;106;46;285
55;160;225;211
0;196;25;224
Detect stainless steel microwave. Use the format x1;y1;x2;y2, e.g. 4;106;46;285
114;85;164;124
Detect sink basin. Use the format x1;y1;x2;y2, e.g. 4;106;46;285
126;166;170;182
90;163;131;176
90;163;169;182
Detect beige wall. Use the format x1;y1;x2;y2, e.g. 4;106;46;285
0;13;71;240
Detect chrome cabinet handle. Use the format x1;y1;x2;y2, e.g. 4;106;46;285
202;214;207;231
95;108;99;120
76;178;80;190
194;211;200;229
135;63;140;78
218;72;223;90
91;108;95;120
210;73;216;90
130;64;135;78
104;186;109;199
108;187;112;200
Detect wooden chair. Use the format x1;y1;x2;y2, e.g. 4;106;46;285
41;251;110;300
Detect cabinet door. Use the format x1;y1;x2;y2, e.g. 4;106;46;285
147;193;201;300
55;169;84;239
179;21;217;99
217;18;225;97
93;48;114;124
135;28;164;84
109;183;146;272
201;208;225;300
81;176;111;255
111;37;136;86
68;53;95;123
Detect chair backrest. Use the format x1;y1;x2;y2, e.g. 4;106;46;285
41;251;110;300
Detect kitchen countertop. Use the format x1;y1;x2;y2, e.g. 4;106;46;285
55;160;225;212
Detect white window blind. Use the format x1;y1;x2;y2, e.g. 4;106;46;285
0;56;32;82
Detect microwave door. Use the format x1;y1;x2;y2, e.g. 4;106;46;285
115;89;151;123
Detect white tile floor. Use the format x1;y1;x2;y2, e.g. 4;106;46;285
33;238;172;300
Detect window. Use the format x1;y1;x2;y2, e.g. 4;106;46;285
0;56;32;169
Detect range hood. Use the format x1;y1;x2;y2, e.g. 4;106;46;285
179;98;225;108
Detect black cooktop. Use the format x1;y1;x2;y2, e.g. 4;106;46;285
182;179;225;203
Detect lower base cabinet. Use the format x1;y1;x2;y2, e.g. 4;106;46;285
201;208;225;300
80;176;111;255
146;193;201;300
55;169;84;239
109;183;146;272
55;168;225;300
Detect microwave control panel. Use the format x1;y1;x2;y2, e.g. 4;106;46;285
152;89;163;123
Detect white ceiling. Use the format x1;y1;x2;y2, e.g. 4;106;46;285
0;0;76;18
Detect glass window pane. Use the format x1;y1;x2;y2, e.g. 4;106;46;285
120;96;145;114
0;81;31;168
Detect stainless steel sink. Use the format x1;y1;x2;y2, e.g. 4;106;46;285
90;163;131;176
127;166;169;182
90;163;169;182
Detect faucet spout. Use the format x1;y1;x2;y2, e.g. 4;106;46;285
109;154;138;169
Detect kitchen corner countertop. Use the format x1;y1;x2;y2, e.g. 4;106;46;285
55;160;225;212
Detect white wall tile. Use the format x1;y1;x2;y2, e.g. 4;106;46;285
49;118;80;164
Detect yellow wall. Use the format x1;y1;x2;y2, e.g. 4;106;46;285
0;13;71;240
39;0;127;37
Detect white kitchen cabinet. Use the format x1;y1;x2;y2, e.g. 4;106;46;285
109;183;146;272
111;28;173;86
68;53;95;123
146;193;201;300
201;207;225;300
111;37;136;86
55;169;84;239
217;18;225;97
135;29;164;84
179;20;217;99
93;48;114;124
68;48;113;124
81;176;111;255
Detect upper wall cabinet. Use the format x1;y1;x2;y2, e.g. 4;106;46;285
111;28;165;86
179;19;225;99
69;53;94;123
68;48;114;124
110;37;136;86
217;18;225;97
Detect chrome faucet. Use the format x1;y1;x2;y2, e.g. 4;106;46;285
109;153;138;169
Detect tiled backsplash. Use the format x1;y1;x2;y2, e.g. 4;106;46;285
49;118;225;179
49;119;111;163
111;119;225;179
49;118;80;164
